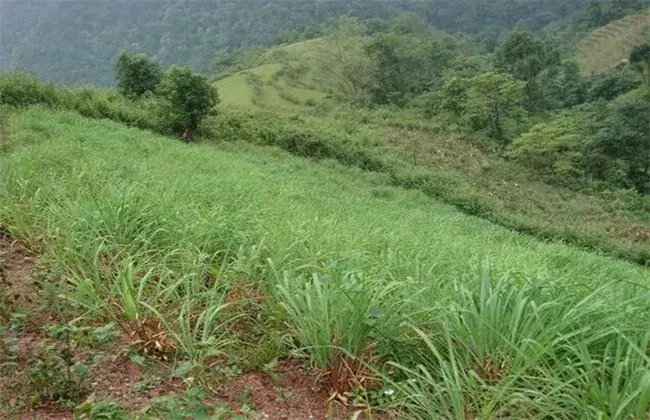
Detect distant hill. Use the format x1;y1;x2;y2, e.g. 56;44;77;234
0;0;594;86
578;11;650;75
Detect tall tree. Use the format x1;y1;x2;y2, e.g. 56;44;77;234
115;51;162;98
315;17;375;104
157;66;219;140
584;0;605;29
365;32;454;105
466;72;527;142
589;93;650;193
541;60;588;109
496;30;545;82
439;74;468;117
495;29;558;107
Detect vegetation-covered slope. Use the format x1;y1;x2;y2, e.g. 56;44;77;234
2;0;650;415
203;15;650;266
214;40;328;108
2;107;650;417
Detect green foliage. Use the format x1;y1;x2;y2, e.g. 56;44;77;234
157;66;220;138
203;109;387;172
275;23;325;45
213;48;266;78
465;72;527;143
315;17;376;104
495;29;559;107
540;60;589;109
276;269;407;372
495;30;548;82
114;51;162;98
0;327;19;369
581;0;648;30
4;3;650;414
0;73;58;107
23;326;92;406
583;0;608;29
310;15;461;107
388;274;650;419
629;42;650;86
587;92;650;193
144;387;243;418
365;32;447;105
74;399;127;419
439;74;469;116
507;117;584;181
587;70;641;101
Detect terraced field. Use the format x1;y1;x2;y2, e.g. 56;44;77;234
578;12;650;75
215;41;329;109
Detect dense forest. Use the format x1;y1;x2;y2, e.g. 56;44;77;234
0;0;627;85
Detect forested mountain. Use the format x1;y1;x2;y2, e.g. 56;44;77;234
0;0;601;85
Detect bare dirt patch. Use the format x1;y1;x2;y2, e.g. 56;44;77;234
89;332;184;413
215;358;368;419
0;234;183;417
0;233;38;312
0;235;74;419
1;235;388;418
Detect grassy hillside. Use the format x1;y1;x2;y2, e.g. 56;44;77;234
2;108;649;417
578;11;650;75
215;40;328;109
208;45;650;266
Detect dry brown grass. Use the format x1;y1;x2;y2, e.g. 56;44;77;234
578;12;650;76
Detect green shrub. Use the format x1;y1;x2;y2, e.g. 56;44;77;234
0;73;59;107
507;117;585;181
74;399;127;419
203;109;387;171
61;88;162;132
277;269;411;392
586;70;641;102
586;92;650;193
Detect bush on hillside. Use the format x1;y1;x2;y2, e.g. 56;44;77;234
629;41;650;86
586;70;641;101
507;117;585;183
0;73;59;107
62;88;162;132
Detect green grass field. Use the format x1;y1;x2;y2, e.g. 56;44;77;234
2;107;650;417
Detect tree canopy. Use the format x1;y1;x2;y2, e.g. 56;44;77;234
115;52;162;97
